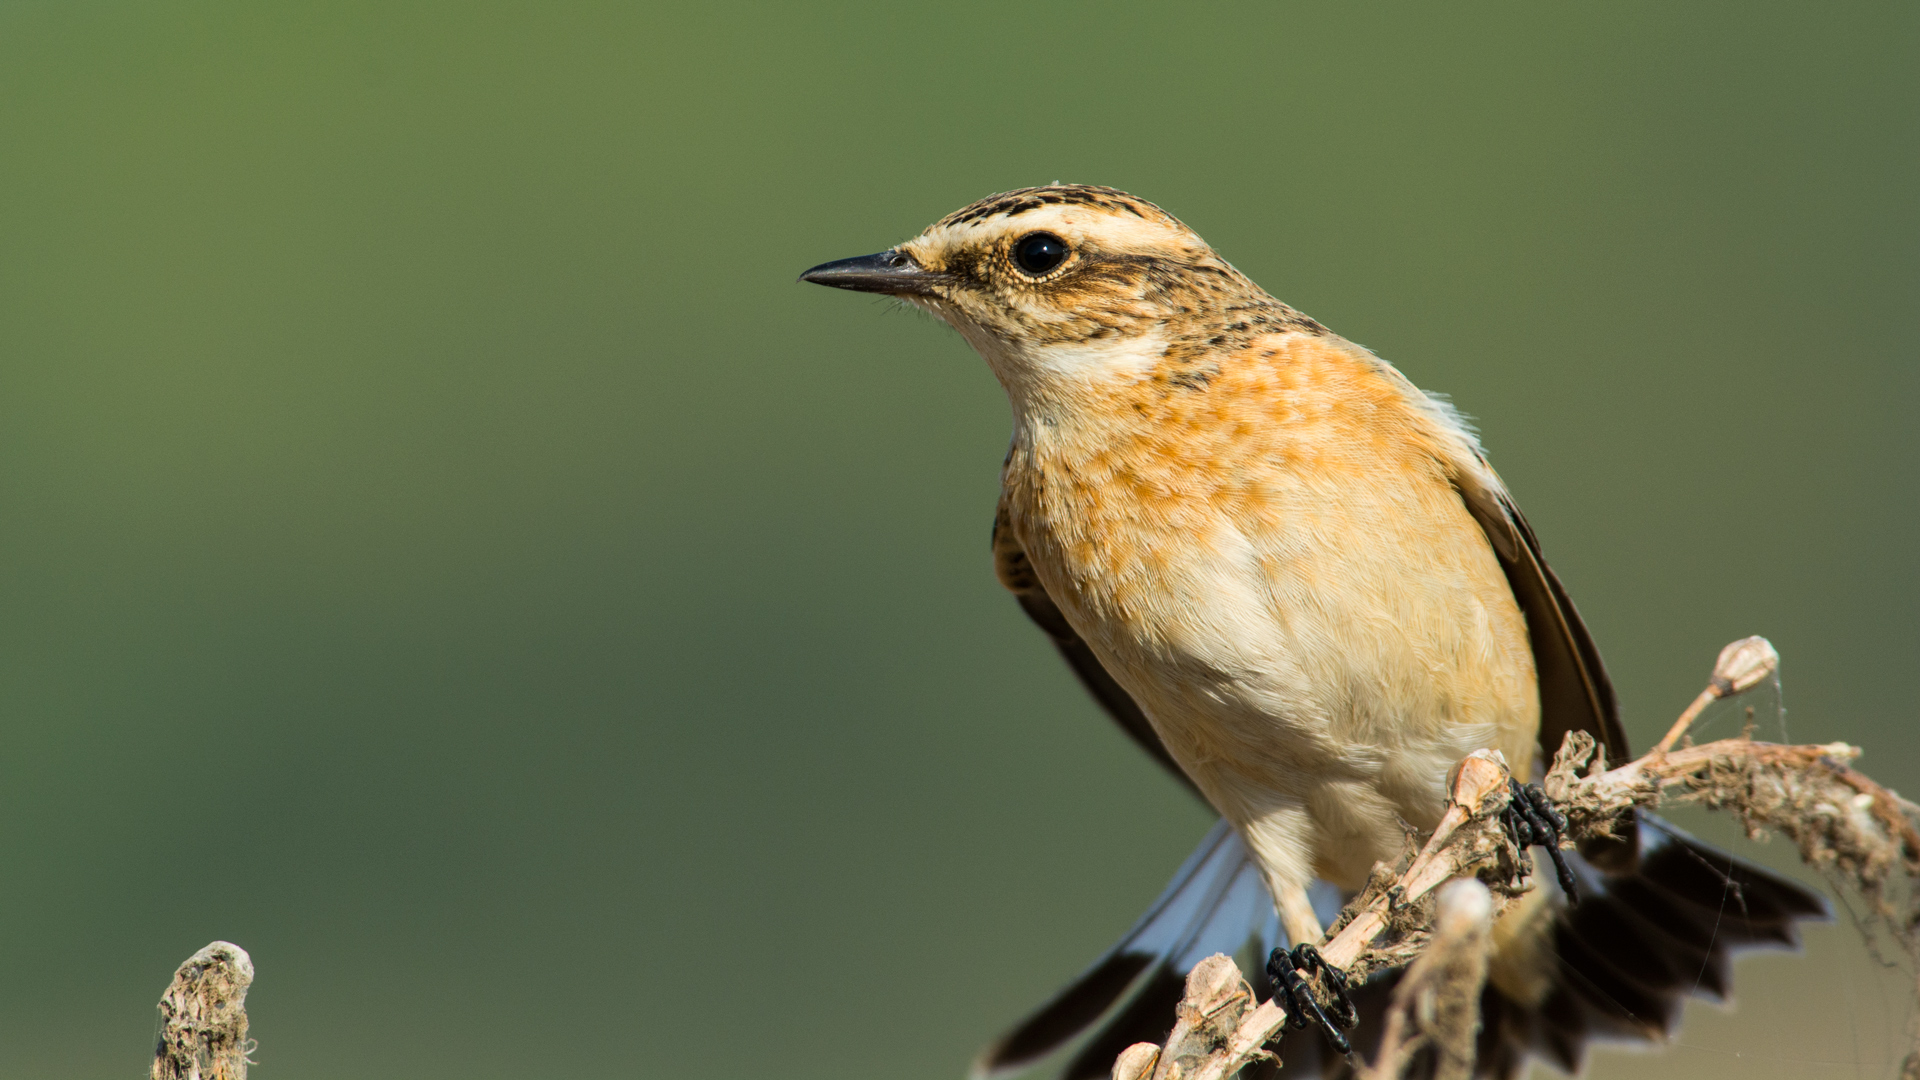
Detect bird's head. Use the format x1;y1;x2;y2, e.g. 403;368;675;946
802;185;1294;400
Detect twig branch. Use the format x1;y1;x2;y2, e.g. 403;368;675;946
1110;637;1920;1079
1358;879;1496;1080
1544;733;1920;912
1650;635;1779;754
153;941;254;1080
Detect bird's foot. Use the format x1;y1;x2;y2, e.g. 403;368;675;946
1505;778;1579;904
1266;943;1357;1055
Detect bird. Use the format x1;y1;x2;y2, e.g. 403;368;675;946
801;185;1826;1078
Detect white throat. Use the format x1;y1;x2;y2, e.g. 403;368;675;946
919;302;1167;435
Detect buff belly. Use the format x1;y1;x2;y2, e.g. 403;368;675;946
1009;466;1540;898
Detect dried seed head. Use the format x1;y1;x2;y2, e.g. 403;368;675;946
1711;636;1779;697
1447;748;1511;810
1433;878;1495;936
1180;954;1248;1018
154;942;253;1080
1112;1043;1161;1080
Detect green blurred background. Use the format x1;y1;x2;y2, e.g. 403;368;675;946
1;2;1915;1076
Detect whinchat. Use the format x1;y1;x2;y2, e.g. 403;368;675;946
803;186;1823;1078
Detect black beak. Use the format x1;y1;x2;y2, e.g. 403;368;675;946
798;250;943;297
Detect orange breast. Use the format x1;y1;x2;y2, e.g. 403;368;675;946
999;330;1540;826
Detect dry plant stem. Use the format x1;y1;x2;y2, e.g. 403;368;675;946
1359;880;1496;1080
1651;686;1718;755
1546;733;1920;871
1319;750;1513;974
1113;637;1920;1080
1650;635;1779;755
153;942;254;1080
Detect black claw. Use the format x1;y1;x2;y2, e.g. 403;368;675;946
1291;945;1358;1031
1506;778;1580;905
1266;943;1357;1056
1520;783;1567;835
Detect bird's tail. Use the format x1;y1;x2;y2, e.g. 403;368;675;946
973;812;1829;1080
969;819;1340;1080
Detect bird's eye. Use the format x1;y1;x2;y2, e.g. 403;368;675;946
1012;232;1070;276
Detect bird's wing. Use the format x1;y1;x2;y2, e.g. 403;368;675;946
1349;350;1629;771
1451;475;1631;768
992;498;1200;797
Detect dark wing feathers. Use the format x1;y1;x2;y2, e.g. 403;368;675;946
1453;483;1631;767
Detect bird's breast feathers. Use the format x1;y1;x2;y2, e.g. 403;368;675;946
1000;331;1539;844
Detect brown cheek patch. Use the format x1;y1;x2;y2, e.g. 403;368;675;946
1046;258;1151;305
941;248;985;283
